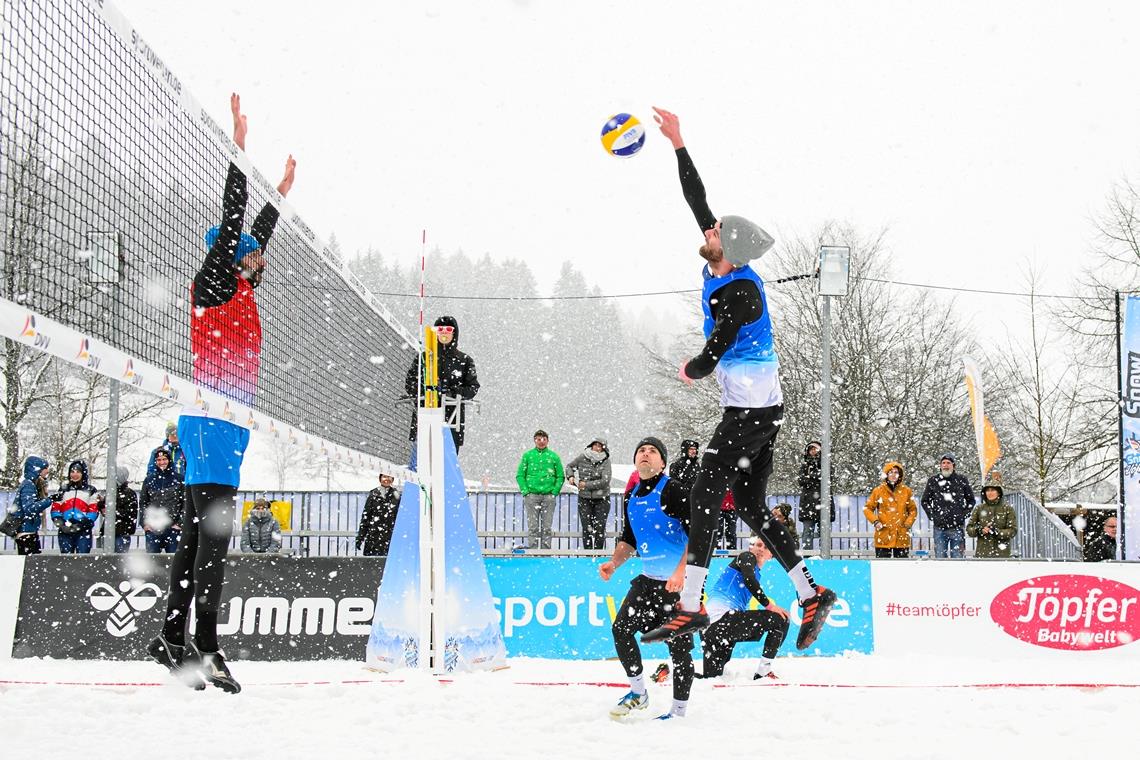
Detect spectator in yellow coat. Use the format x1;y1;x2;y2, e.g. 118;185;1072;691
864;461;917;558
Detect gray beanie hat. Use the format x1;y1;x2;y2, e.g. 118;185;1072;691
720;214;775;267
116;466;129;484
633;436;668;464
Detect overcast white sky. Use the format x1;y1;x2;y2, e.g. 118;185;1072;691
114;0;1140;345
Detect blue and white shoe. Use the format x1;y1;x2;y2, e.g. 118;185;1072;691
609;690;648;719
655;712;683;721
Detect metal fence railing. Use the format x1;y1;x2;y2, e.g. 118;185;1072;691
0;488;1086;560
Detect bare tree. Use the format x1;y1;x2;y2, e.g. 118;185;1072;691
1054;178;1140;498
21;360;169;482
0;112;60;487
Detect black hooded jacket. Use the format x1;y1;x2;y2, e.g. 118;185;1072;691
797;442;835;523
667;439;701;493
405;316;480;446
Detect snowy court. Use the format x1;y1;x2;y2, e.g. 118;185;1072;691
3;654;1136;759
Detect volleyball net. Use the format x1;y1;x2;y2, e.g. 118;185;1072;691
1;0;417;469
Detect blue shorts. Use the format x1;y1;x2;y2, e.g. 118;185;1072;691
178;415;251;487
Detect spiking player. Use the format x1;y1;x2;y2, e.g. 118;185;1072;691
642;107;836;650
147;93;295;693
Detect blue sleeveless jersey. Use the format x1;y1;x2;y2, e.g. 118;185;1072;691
701;264;783;408
626;476;688;581
707;561;754;613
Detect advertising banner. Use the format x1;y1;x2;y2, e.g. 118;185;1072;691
872;562;1140;660
12;555;383;660
485;557;873;659
1122;294;1140;561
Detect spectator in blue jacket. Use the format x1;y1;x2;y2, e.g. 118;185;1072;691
15;456;52;555
140;448;184;554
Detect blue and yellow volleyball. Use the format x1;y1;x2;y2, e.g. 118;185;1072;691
600;113;646;158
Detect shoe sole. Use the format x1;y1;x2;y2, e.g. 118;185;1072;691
796;591;837;650
642;616;710;644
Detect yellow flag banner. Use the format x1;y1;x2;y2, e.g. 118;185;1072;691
962;357;1002;481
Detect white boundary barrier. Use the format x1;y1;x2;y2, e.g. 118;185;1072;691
0;556;26;660
872;561;1140;661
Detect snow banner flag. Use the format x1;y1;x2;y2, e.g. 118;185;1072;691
1121;296;1140;561
962;356;1002;482
366;431;507;672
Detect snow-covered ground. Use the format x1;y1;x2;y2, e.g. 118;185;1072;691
3;654;1135;759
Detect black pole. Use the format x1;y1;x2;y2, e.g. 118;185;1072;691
1117;290;1126;560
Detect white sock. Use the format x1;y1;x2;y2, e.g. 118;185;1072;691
670;699;688;717
629;674;646;695
680;566;708;610
755;657;773;677
788;560;818;603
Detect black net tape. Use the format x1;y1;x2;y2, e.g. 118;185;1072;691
1;0;415;461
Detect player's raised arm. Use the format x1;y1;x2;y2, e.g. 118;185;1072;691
653;106;716;232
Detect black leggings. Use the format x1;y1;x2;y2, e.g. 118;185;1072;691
578;497;609;550
689;458;801;572
875;548;910;558
612;574;695;701
701;609;789;676
162;483;236;652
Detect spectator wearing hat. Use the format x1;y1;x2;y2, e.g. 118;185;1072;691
241;498;282;554
864;461;918;558
147;421;187;480
405;315;480;451
141;448;185;554
50;459;101;554
516;430;564;550
566;437;613;551
966;478;1017;559
797;440;834;551
357;472;401;556
11;456;52;555
920;454;976;559
99;466;139;553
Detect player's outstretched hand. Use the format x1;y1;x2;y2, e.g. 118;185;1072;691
665;562;685;593
677;362;694;386
599;561;616;581
652;106;684;150
231;93;247;151
767;602;789;620
277;154;296;197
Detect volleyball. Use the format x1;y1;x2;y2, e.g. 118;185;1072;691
600;113;646;158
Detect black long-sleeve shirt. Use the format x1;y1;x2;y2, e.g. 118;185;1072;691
193;162;280;309
616;472;691;548
674;148;766;381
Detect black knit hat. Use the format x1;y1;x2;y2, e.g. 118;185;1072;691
634;436;667;463
940;453;956;465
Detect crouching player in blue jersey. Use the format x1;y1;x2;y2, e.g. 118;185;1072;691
599;437;694;721
697;534;790;680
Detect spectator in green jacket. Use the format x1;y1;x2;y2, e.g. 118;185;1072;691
966;478;1017;558
516;430;564;550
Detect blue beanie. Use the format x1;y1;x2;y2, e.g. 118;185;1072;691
204;226;261;263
